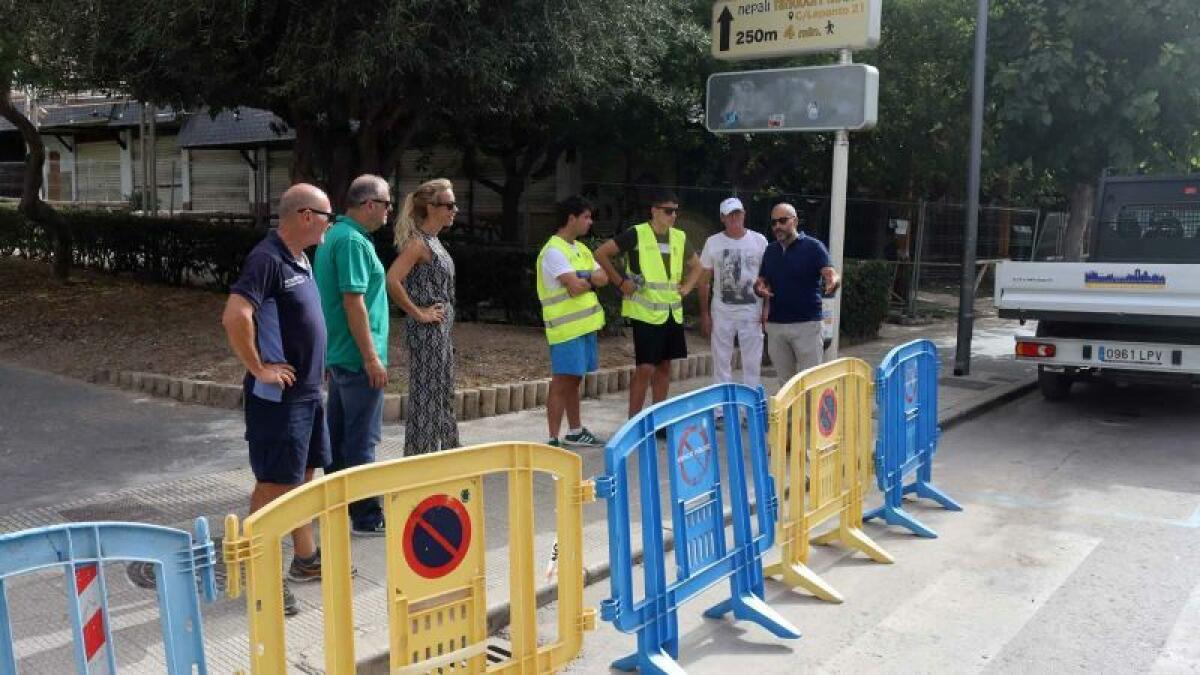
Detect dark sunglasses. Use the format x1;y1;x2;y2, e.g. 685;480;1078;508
655;206;680;215
433;201;458;210
771;216;793;225
298;207;335;220
365;198;393;209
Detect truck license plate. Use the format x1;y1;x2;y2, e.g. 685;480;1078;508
1098;345;1166;365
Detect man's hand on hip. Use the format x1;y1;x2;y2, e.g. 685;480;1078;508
255;362;296;388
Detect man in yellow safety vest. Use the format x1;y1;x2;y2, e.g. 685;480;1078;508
595;191;706;418
536;195;610;447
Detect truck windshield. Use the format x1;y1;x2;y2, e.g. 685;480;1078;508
1092;202;1200;262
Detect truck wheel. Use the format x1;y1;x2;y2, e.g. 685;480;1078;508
1038;367;1072;401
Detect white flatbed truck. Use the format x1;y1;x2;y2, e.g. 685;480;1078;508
995;174;1200;400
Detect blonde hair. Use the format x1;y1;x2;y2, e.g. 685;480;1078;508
396;178;453;249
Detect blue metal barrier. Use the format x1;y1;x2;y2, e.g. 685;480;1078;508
597;383;800;674
864;339;963;537
0;518;217;674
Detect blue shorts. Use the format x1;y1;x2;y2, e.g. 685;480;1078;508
244;393;331;485
549;332;599;376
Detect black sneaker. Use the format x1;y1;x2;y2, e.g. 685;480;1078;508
283;581;299;616
564;428;604;447
352;520;386;538
287;548;358;583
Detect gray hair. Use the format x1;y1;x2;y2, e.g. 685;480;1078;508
346;174;389;206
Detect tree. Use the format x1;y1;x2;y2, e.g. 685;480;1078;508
990;0;1200;258
0;0;84;280
853;0;979;200
68;0;500;207
451;0;710;240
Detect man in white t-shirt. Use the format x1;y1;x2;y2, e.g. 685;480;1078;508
535;195;609;448
699;197;769;392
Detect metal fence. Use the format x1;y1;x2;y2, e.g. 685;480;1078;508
581;182;1048;316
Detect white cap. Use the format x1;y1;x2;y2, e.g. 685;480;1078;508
719;197;745;216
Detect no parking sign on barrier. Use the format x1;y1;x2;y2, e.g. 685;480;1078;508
865;338;963;537
766;358;892;604
225;442;595;674
598;383;800;674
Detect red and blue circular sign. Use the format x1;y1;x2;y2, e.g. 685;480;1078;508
676;424;713;487
818;388;838;437
403;494;472;579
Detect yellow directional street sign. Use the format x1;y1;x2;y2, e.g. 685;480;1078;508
712;0;881;60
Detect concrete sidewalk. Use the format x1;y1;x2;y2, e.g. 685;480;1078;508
0;316;1035;673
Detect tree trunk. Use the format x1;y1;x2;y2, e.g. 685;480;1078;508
500;180;524;242
0;81;70;280
1064;181;1094;261
290;118;318;185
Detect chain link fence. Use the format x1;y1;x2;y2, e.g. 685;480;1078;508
581;182;1053;318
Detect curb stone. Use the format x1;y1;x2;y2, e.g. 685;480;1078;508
90;353;716;421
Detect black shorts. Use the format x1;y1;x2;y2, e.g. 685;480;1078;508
244;393;331;485
631;317;688;365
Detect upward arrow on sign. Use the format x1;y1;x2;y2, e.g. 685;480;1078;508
717;7;734;52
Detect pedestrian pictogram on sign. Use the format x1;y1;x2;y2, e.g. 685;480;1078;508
403;494;472;579
676;424;713;487
818;388;838;437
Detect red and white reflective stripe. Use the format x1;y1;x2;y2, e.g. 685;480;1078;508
74;564;113;674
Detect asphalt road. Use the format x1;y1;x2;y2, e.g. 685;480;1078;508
0;364;246;509
561;379;1200;673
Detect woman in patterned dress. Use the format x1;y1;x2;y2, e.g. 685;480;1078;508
385;178;460;455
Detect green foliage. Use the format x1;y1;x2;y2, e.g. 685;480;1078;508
854;0;977;198
840;259;893;340
990;0;1200;182
0;208;261;288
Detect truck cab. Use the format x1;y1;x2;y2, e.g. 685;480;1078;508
995;174;1200;400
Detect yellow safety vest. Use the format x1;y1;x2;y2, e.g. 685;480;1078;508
535;235;605;345
621;223;685;325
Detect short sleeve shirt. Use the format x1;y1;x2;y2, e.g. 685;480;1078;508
759;232;832;323
613;225;696;278
700;230;768;321
314;215;390;370
540;242;601;293
229;230;327;402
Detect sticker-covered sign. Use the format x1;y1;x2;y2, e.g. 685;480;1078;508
706;64;878;134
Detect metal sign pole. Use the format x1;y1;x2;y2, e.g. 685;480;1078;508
954;0;990;376
827;49;852;358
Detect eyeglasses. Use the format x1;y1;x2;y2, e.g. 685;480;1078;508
771;216;794;225
298;207;335;221
433;201;458;211
655;206;680;216
365;198;393;210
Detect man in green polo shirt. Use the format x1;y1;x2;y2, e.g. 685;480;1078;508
314;174;391;537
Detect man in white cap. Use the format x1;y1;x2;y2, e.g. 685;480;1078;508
698;197;769;398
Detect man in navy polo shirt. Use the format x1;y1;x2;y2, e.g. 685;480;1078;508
755;202;840;383
222;183;333;616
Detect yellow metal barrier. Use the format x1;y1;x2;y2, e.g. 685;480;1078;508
224;442;596;674
764;357;893;603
